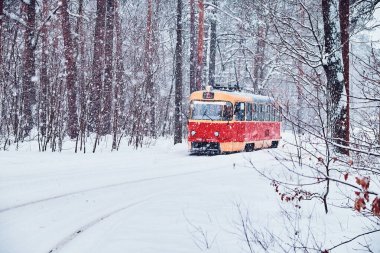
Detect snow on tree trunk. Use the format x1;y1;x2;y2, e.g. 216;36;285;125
322;0;347;153
339;0;350;153
112;0;125;151
102;0;115;135
61;0;79;139
39;0;49;140
189;0;197;94
196;0;205;90
253;13;266;94
90;0;106;133
174;0;183;145
21;0;36;137
208;0;217;87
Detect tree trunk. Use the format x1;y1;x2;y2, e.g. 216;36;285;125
145;0;155;137
40;0;49;140
174;0;183;144
196;0;205;90
0;0;3;68
21;0;36;136
253;16;266;93
90;0;106;133
339;0;350;152
102;0;115;135
61;0;79;139
322;0;347;152
189;0;197;94
208;0;217;87
112;0;125;150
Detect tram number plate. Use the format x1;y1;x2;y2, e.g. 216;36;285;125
203;92;214;99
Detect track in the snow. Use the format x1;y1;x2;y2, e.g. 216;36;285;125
0;166;224;214
46;196;154;253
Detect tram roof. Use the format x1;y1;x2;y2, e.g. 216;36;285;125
189;90;274;104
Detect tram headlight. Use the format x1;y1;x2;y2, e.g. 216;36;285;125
214;131;219;137
191;130;196;136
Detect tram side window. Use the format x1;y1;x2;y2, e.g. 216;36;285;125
274;108;278;121
266;105;270;121
271;106;275;121
259;104;263;121
253;104;258;121
246;103;253;121
235;102;245;121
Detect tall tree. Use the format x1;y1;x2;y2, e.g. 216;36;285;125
90;0;106;132
339;0;350;152
112;0;125;150
61;0;79;139
39;0;50;139
253;10;267;93
102;0;115;135
189;0;197;94
0;0;3;68
322;0;347;152
21;0;36;136
208;0;217;87
196;0;205;90
174;0;183;144
145;0;155;137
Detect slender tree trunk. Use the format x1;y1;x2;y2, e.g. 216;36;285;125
208;0;217;87
21;0;36;136
253;16;266;93
102;0;115;135
112;0;125;150
174;0;183;144
40;0;49;139
0;0;3;68
339;0;350;153
145;0;155;137
196;0;205;90
61;0;79;139
90;0;106;133
322;0;346;152
189;0;197;93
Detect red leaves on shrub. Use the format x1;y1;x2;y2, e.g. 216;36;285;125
343;173;348;181
355;177;370;190
372;197;380;216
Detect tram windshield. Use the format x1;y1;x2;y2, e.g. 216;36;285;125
190;101;233;121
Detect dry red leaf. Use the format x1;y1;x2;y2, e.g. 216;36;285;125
344;173;348;181
354;197;366;212
372;197;380;216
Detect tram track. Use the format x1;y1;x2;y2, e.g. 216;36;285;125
0;165;225;214
46;196;155;253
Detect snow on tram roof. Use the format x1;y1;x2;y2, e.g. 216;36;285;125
216;90;274;103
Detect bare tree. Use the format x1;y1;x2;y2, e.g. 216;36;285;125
90;0;106;133
189;0;197;93
21;0;36;136
102;0;115;135
61;0;79;139
196;0;205;90
174;0;183;145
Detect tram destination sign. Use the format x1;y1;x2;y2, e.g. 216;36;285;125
203;92;214;99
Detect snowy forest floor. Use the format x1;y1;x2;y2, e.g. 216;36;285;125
0;133;379;253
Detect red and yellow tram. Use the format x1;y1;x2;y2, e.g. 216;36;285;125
187;86;282;154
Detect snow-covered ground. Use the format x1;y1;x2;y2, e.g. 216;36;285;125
0;135;379;253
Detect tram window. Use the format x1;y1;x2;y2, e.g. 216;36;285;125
274;108;278;121
279;107;283;121
253;104;258;121
223;102;233;121
246;103;253;121
235;102;245;121
259;104;263;121
266;105;271;121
